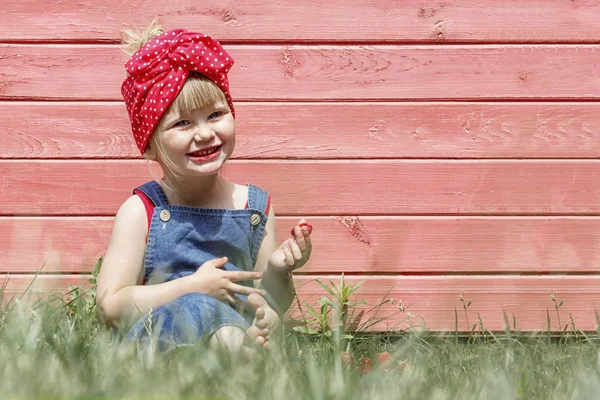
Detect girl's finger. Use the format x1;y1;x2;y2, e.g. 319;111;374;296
284;247;295;266
228;283;267;296
304;235;312;252
295;231;307;252
302;225;311;237
223;293;237;307
289;240;303;260
293;226;302;240
227;271;263;282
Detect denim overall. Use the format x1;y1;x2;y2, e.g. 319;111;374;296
126;180;270;351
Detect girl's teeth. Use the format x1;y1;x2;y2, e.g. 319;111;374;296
192;147;218;156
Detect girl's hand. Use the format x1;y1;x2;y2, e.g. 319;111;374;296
268;219;313;273
191;257;266;306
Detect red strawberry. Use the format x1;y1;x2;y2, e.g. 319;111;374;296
291;223;313;237
340;352;354;367
398;360;412;372
360;357;373;375
377;351;393;369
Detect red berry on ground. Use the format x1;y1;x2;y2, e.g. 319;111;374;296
340;352;354;367
377;351;393;368
398;360;412;372
360;357;373;375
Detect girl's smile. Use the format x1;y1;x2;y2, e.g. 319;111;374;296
186;145;222;163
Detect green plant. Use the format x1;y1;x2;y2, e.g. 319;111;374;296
289;273;405;362
292;273;365;340
59;256;103;321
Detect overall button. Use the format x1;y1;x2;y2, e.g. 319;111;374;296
250;213;261;226
159;210;171;222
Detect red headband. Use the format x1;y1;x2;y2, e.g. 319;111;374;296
121;29;235;154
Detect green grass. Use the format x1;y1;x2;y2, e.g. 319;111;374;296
1;288;600;399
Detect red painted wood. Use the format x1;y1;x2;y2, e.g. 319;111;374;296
3;102;599;159
2;274;600;332
292;276;600;332
2;0;599;334
0;217;112;274
1;160;599;216
2;45;600;100
3;217;600;274
2;0;599;43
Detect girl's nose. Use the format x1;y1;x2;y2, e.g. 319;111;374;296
194;125;215;141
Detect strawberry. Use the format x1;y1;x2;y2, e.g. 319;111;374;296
340;352;354;367
291;223;313;236
360;357;373;375
377;351;393;370
398;360;412;372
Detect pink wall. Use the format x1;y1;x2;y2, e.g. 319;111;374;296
1;1;600;331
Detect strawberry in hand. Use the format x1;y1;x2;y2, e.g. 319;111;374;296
268;219;313;273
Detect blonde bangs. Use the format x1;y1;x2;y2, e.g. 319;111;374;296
170;73;229;117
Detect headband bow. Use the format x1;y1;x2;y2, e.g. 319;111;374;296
121;29;235;154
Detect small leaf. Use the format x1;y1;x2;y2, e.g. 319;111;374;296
292;326;319;335
346;281;364;298
318;296;334;308
316;280;338;298
304;303;321;320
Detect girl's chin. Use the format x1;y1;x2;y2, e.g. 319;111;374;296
183;155;228;172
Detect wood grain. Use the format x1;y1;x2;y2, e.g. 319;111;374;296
2;0;600;336
3;274;600;332
3;102;599;159
2;0;599;43
3;216;600;274
2;45;600;100
2;160;599;216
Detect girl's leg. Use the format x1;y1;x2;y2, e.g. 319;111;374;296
208;326;246;352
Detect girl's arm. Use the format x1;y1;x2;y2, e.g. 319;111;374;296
95;195;197;328
254;204;297;315
97;195;265;328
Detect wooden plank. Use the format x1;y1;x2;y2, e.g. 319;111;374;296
2;45;600;100
2;0;599;43
3;217;600;274
2;274;600;332
2;160;599;216
293;276;600;332
3;102;599;159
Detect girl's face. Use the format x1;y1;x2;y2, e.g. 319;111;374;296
155;102;235;178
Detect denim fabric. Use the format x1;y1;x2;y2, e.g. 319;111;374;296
126;180;269;351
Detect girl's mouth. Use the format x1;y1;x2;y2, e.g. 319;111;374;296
187;145;222;162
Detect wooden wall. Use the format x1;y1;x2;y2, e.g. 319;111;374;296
1;0;600;332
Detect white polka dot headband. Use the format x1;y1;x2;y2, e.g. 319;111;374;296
121;29;235;154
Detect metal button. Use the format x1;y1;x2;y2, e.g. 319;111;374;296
250;213;261;226
159;210;171;222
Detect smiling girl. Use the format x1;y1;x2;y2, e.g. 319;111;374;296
95;21;313;355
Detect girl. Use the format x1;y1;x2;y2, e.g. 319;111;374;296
96;21;313;354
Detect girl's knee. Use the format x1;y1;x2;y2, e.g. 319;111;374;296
209;326;246;352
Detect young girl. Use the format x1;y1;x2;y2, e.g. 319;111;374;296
96;21;313;354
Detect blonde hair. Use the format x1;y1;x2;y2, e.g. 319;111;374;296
121;20;231;186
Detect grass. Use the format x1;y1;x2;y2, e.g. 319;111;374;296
1;266;600;399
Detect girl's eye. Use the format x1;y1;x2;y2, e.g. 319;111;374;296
209;111;224;119
173;120;190;128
